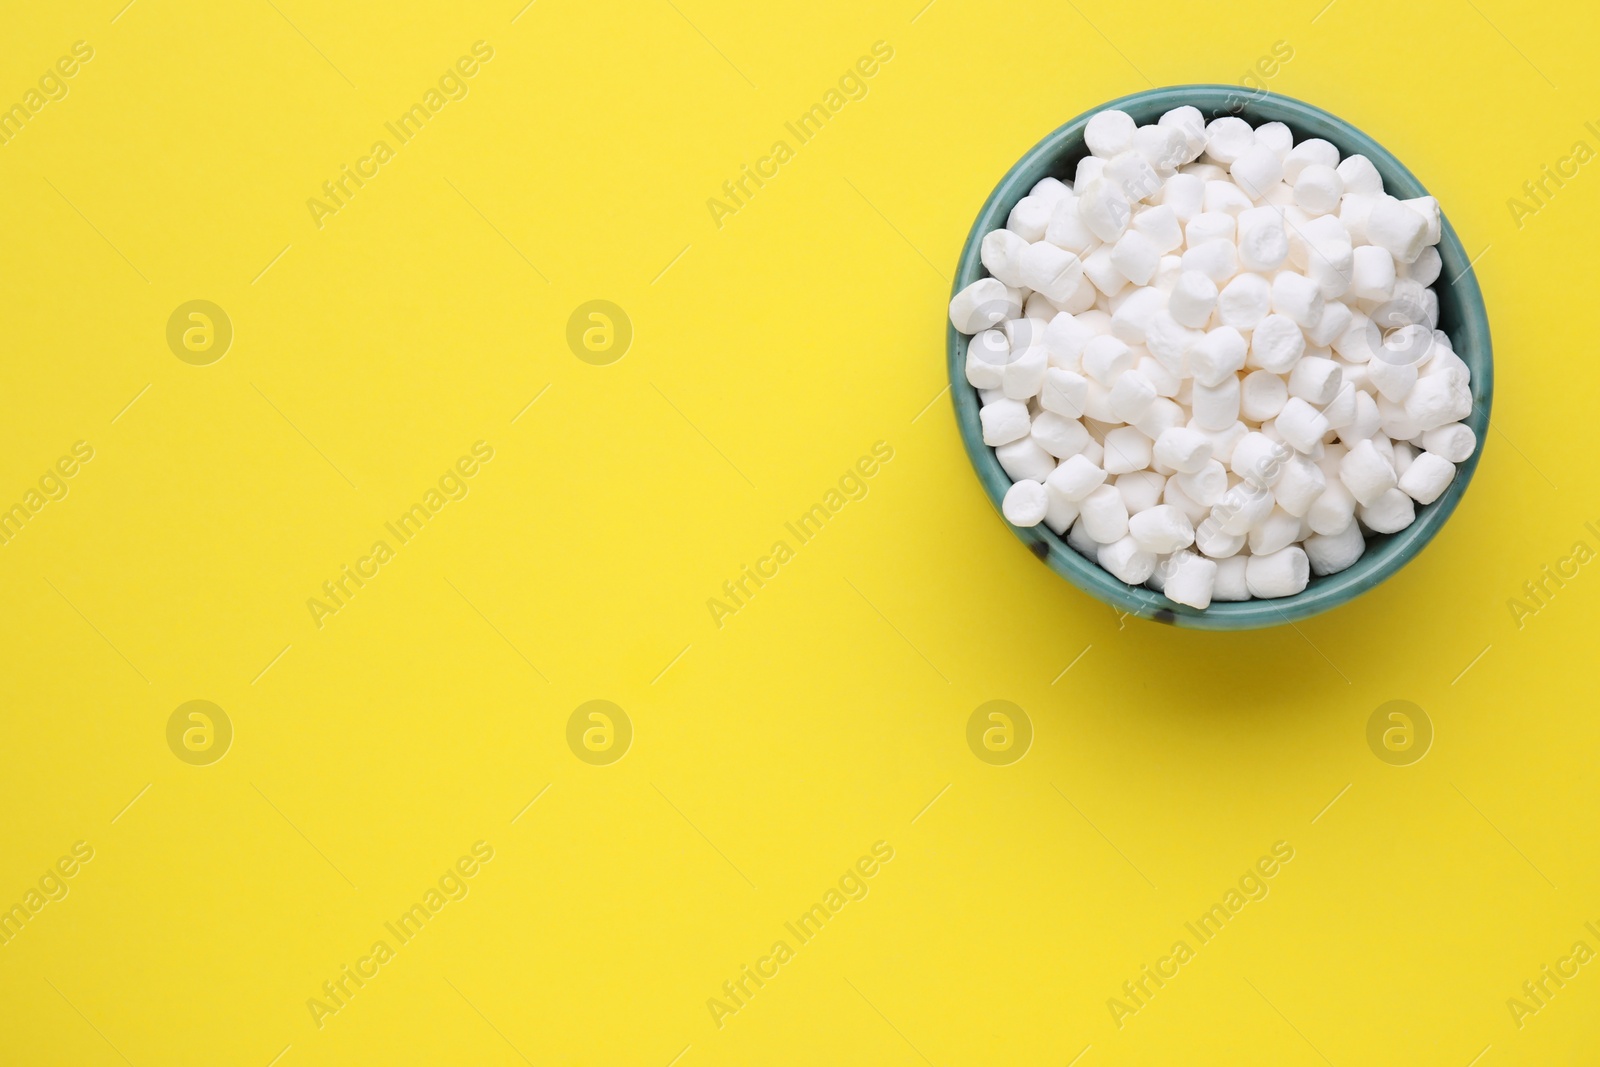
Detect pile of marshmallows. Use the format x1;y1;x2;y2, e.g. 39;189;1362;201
949;106;1477;610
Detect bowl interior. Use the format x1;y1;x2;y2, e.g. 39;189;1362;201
948;85;1492;630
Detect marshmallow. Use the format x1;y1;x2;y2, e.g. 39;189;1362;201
1020;241;1084;303
1339;439;1398;506
1248;507;1302;556
1134;124;1188;171
1336;154;1384;196
1283;138;1339;183
1078;483;1130;542
1367;197;1429;264
1360;487;1415;534
1153;426;1214;474
1397;450;1456;505
1109;286;1166;344
1109;370;1158;422
1304;520;1365;575
1081;245;1129;297
1083;335;1134;385
996;436;1056;482
966;330;1009;389
1212;555;1250;599
1349;245;1396;303
1040;367;1090;418
1043;490;1080;534
1032;411;1091;458
1255;123;1293;159
1192;376;1242;432
950;278;1021;334
1134;395;1186;440
1163;550;1218;609
1108;150;1162;203
1231;432;1289;488
980;398;1030;445
1132;204;1183;254
1270;271;1324;328
980;229;1030;288
1048;454;1106;501
1007;195;1053;241
1181;240;1239;285
1186;211;1236;247
1240;369;1288;422
1159;106;1208;162
1176;459;1228;507
1098;536;1157;584
1306;479;1357;536
1248;314;1307;373
1002;479;1048;526
1231;144;1284;199
1116;470;1167;514
1085;109;1137;157
1204;179;1254;215
1079;179;1131;242
1189;327;1248;387
1273;454;1327;517
1215;481;1274;536
1217;274;1273;332
1246;546;1310;598
1236;206;1290;272
1293;164;1344;215
1204;117;1255;164
1170;270;1219;329
1130;504;1195;554
1102;425;1153;475
1288;356;1343;406
1045;196;1098;253
1421;422;1477;463
1194;514;1246;558
1274;397;1331;454
1001;344;1048;400
1111;231;1160;286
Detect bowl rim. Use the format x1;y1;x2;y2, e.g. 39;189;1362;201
947;84;1494;630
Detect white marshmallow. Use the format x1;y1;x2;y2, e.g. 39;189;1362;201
1217;273;1272;330
1231;144;1284;200
1102;425;1153;475
1116;470;1167;514
1043;490;1080;534
1231;432;1289;488
980;398;1030;445
1031;411;1091;458
996;436;1056;482
1349;245;1396;303
1270;271;1324;328
1132;204;1183;253
1045;196;1098;253
1236;206;1289;272
1248;314;1307;373
1169;271;1219;329
1158;172;1206;222
1304;520;1365;575
1186;211;1236;247
1133;395;1186;440
1421;422;1477;463
1001;344;1048;400
1274;397;1332;454
950;278;1021;334
1097;535;1157;584
1085;109;1137;158
1109;286;1167;345
1215;481;1274;536
966;330;1009;389
1181;240;1239;285
1273;454;1327;517
1040;367;1090;418
1240;370;1288;422
1249;507;1302;556
1176;459;1228;507
1083;335;1134;385
1007;195;1053;241
1078;483;1130;542
1048;454;1106;501
1397;451;1456;505
1020;241;1084;303
1367;197;1429;264
1293;164;1344;215
1109;370;1158;422
1335;154;1384;196
1306;479;1357;536
1283;138;1339;183
1163;550;1218;609
1254;123;1293;159
1002;479;1048;526
1129;504;1195;554
1153;426;1213;474
1111;231;1160;285
980;229;1030;288
1204;117;1255;164
1212;555;1250;599
1360;487;1415;533
1079;179;1131;242
1134;123;1188;171
1081;245;1129;297
1402;196;1441;244
1339;439;1397;506
1189;327;1247;387
1159;106;1208;162
1288;356;1343;406
1246;546;1310;598
1192;376;1241;432
1204;179;1254;215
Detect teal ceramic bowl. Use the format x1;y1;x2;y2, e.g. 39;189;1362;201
948;85;1492;630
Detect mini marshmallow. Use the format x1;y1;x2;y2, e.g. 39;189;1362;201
1083;335;1134;385
1273;454;1327;517
1255;123;1293;159
966;330;1009;389
1159;106;1207;162
1403;373;1471;432
1079;179;1131;242
1283;138;1339;183
1189;327;1248;387
1040;367;1090;418
1216;482;1275;535
1144;311;1202;375
1339;439;1397;506
1204;117;1255;164
1158;172;1205;221
980;398;1030;445
1336;154;1384;196
1304;520;1365;576
1397;450;1456;505
1306;300;1353;349
1134;123;1188;171
1349;245;1396;303
1359;487;1415;534
1111;231;1160;286
1186;211;1236;247
1163;550;1218;609
1405;245;1443;287
1132;204;1183;254
1031;411;1091;458
950;278;1021;334
1236;206;1290;272
1181;240;1239;285
1102;425;1153;475
1248;314;1307;373
1020;241;1084;303
1274;397;1331;454
1306;479;1357;536
1231;432;1289;488
1421;423;1477;464
1098;536;1157;584
1081;245;1129;297
1116;470;1167;514
1367;353;1418;403
1065;515;1099;557
1270;271;1324;328
1217;273;1272;330
1045;196;1098;253
1192;376;1241;432
981;229;1030;288
1043;491;1080;535
1248;507;1302;556
1169;271;1219;329
1108;150;1162;203
1164;477;1213;525
1212;555;1250;599
1007;195;1053;241
1367;197;1429;264
1246;546;1310;599
1085;109;1137;157
1176;459;1228;507
1240;370;1288;422
1133;395;1186;440
1109;370;1158;422
1402;196;1441;244
996;436;1056;482
1130;504;1195;554
1001;344;1048;400
1048;454;1106;501
1109;286;1167;345
1078;483;1130;542
1195;514;1246;558
1153;426;1214;474
1231;144;1284;200
1002;479;1048;526
1204;179;1255;215
1288;356;1343;406
1293;164;1343;215
1138;355;1180;399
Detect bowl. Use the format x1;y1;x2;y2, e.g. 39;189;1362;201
946;85;1493;630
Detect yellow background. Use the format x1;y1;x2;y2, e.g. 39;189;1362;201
2;0;1597;1063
